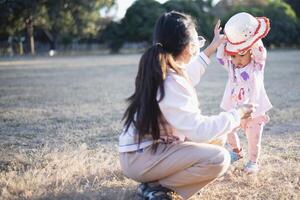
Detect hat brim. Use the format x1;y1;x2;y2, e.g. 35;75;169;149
225;17;270;55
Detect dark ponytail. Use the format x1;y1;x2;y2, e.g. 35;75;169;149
122;11;196;152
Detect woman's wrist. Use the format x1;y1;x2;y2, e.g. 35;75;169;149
203;43;217;58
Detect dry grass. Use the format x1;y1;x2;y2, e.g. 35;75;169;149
1;144;140;200
0;51;299;199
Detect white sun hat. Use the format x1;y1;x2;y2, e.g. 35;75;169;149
224;12;270;55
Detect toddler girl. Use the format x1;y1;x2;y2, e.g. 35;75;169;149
217;12;272;173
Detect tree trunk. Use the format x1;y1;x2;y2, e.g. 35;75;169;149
19;41;24;55
26;16;35;55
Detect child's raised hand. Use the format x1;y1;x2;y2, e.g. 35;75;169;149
203;19;226;57
251;39;266;63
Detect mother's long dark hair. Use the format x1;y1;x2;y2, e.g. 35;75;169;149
123;11;195;151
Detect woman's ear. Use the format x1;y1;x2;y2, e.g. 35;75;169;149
182;44;193;63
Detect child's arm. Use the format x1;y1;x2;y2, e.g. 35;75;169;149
249;40;267;109
216;42;230;70
251;39;267;69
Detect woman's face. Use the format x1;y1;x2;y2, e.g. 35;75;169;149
181;28;203;64
189;28;201;56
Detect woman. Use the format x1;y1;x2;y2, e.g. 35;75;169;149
119;11;254;200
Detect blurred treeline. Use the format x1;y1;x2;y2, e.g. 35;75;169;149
0;0;299;55
0;0;114;55
103;0;300;52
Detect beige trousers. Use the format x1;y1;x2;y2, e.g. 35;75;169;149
119;141;230;199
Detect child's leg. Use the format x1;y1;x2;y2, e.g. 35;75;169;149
227;120;246;151
245;115;270;163
227;129;241;151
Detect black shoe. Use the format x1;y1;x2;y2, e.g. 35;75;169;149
136;182;174;200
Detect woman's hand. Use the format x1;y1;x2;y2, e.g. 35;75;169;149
204;19;226;57
236;104;256;119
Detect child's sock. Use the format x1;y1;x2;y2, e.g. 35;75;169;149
229;148;243;163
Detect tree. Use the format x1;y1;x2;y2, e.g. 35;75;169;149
101;0;165;52
0;0;114;54
0;0;43;55
48;0;114;41
284;0;300;17
122;0;166;43
101;21;124;53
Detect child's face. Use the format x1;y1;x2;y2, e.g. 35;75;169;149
231;50;251;68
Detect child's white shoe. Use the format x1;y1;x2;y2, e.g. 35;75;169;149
244;161;259;174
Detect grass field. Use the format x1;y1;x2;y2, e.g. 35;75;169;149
0;51;299;199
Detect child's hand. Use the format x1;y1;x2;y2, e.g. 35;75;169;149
204;20;226;58
236;104;256;119
251;39;266;62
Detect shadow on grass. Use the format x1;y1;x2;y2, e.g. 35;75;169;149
32;185;136;200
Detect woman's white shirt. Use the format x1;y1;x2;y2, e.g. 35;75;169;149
158;52;240;143
119;52;240;152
